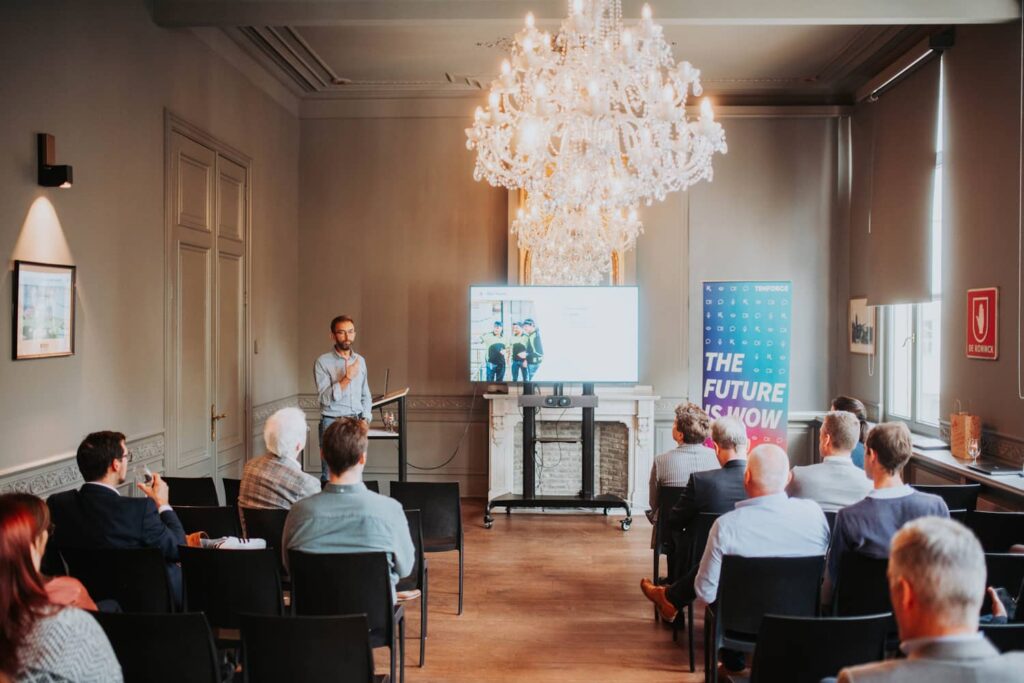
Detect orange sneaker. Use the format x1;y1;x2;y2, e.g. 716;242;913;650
640;578;678;622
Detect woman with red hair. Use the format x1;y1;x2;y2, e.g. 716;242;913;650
0;493;121;682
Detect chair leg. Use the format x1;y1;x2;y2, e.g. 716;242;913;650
419;596;426;667
653;547;660;622
687;602;695;673
399;614;406;683
423;565;429;638
457;547;464;615
390;636;396;683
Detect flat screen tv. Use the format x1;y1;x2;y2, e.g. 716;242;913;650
469;285;639;384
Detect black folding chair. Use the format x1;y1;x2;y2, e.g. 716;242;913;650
366;480;381;494
980;623;1024;653
652;486;687;591
910;484;981;512
164;476;219;506
289;550;405;683
94;611;220;683
749;613;891;683
705;555;825;683
174;505;242;538
62;547;174;613
982;553;1024;618
967;511;1024;553
180;546;284;640
389;481;464;615
823;510;838;534
833;553;892;617
669;512;721;672
222;477;242;508
240;614;387;683
400;509;428;666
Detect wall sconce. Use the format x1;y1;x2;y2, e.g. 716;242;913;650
37;133;73;188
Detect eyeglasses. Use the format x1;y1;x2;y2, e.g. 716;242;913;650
122;450;134;463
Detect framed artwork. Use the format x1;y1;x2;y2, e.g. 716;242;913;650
12;260;76;360
849;297;875;355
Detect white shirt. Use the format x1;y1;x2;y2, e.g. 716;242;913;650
694;493;830;603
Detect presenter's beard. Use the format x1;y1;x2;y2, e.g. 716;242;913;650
335;341;352;352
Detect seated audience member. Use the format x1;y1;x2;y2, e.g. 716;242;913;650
665;415;750;535
825;422;948;599
788;411;873;511
831;395;869;469
838;517;1024;682
642;445;829;673
238;407;320;511
282;417;414;591
45;431;186;607
0;495;122;682
647;402;718;519
3;494;97;611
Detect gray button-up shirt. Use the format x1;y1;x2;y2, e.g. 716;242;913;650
314;349;372;419
281;482;415;589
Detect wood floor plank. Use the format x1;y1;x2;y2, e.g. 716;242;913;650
383;498;706;682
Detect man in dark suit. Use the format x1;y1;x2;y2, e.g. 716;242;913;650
45;431;186;606
663;414;750;578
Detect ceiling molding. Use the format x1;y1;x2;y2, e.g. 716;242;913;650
153;0;1020;27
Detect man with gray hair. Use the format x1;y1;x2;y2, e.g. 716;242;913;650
642;444;830;673
787;411;873;511
238;407;321;511
838;517;1024;681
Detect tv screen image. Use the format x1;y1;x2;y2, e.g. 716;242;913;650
469;286;639;384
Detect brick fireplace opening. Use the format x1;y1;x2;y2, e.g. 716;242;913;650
512;420;629;499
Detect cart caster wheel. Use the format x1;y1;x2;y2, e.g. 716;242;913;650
483;514;494;529
484;520;493;529
603;508;609;516
620;518;632;531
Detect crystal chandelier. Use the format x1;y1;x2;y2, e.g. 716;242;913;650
514;195;643;284
465;0;728;214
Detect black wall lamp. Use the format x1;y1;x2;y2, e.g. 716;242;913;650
37;133;73;188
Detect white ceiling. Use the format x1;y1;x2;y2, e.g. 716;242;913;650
151;0;1020;103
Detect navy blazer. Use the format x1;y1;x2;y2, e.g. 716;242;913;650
44;483;186;571
667;458;748;533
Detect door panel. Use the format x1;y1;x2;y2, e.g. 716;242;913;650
216;251;245;475
176;244;212;471
218;157;246;243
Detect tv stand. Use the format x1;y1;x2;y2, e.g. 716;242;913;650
484;383;633;531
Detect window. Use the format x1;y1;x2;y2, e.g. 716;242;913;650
885;60;943;434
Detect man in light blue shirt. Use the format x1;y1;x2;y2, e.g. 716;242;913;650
282;417;414;592
314;315;372;484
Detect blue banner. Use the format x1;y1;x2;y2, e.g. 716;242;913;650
702;281;792;450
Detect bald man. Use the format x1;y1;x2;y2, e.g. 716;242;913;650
641;445;830;672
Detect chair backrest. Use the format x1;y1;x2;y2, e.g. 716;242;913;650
823;510;838;534
94;611;220;683
179;546;283;629
834;553;891;617
654;486;687;552
174;505;242;538
61;547;173;613
240;614;377;683
222;477;242;508
288;550;394;644
910;484;981;512
750;613;891;683
967;511;1024;553
684;512;721;568
164;476;219;506
982;553;1024;618
365;480;380;494
980;623;1024;653
398;509;425;593
950;509;969;523
717;555;825;636
240;507;288;547
389;481;462;547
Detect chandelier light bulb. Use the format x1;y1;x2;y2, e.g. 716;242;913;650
573;0;584;15
488;91;500;111
701;97;714;120
642;3;652;20
525;11;535;28
501;59;511;75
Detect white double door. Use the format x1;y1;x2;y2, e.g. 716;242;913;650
166;123;249;485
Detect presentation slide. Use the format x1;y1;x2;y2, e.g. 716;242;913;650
469;286;639;383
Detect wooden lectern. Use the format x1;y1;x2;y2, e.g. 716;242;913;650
371;388;410;481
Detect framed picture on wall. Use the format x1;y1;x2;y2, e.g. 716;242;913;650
849;297;875;355
12;260;76;360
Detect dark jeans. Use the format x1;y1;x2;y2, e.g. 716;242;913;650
486;361;505;382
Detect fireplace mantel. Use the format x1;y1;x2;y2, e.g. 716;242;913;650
484;386;659;511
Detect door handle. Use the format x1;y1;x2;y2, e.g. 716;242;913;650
211;404;227;441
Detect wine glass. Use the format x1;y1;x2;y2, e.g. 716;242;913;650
967;437;981;464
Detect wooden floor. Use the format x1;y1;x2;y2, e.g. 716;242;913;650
385;499;706;682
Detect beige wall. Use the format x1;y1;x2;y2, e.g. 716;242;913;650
0;0;300;485
840;23;1024;450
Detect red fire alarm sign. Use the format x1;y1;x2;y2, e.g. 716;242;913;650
966;288;998;360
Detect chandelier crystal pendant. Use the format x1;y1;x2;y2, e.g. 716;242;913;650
465;0;728;214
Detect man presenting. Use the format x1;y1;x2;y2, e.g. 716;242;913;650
314;315;372;485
